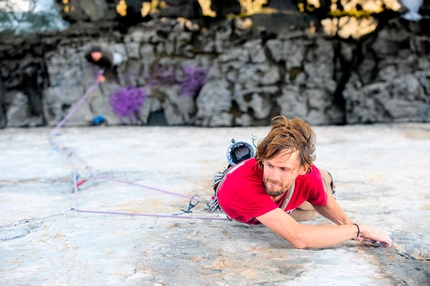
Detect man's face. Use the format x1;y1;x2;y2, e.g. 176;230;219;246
262;149;307;197
91;51;102;62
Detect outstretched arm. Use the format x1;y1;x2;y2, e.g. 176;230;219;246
256;208;392;249
313;192;352;225
313;191;392;247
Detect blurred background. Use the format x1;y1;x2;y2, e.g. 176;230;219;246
0;0;429;128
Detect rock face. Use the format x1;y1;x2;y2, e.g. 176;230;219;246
1;124;430;285
344;24;430;123
0;0;429;128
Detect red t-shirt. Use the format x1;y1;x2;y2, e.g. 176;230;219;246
217;158;327;224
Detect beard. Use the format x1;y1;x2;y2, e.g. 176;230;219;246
264;178;293;197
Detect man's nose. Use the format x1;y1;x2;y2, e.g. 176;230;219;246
268;168;280;181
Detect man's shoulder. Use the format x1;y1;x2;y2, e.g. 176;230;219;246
310;165;322;176
296;165;322;185
221;158;262;191
228;158;260;176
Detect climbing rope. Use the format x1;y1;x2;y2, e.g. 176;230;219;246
49;80;228;222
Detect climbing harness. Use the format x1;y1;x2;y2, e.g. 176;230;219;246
50;80;228;221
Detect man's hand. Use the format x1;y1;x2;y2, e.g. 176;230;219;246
257;208;393;249
356;224;392;248
97;75;106;83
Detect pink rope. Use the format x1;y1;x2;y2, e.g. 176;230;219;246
50;81;100;138
76;209;227;221
49;80;227;222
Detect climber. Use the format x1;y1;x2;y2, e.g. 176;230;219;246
211;115;392;249
84;44;123;83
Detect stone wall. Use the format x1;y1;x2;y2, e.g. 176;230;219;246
0;0;429;128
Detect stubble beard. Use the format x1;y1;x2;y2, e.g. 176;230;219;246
264;179;293;197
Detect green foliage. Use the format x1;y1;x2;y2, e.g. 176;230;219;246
0;0;68;38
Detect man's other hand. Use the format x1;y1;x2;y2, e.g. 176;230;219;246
97;75;106;83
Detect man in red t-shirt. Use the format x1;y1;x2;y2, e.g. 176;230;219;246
216;115;392;249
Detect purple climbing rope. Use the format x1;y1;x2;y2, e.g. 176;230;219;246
75;209;227;221
50;81;99;138
49;80;227;222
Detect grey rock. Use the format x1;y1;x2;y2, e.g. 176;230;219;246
126;29;146;43
165;39;175;55
91;82;122;125
234;113;253;126
43;85;91;127
303;38;335;89
266;39;284;62
371;29;407;57
6;92;29;127
340;41;354;62
6;91;43;127
244;39;266;64
304;88;343;125
119;60;144;87
2;13;430;129
284;39;307;70
159;85;196;125
345;70;430;123
138;91;156;124
219;47;249;64
377;65;398;82
234;85;278;114
91;95;120;125
249;93;272;120
195;79;232;126
3;124;430;285
356;50;378;85
236;63;270;85
209;112;233;127
140;44;155;64
125;42;141;59
226;70;237;83
174;31;193;56
277;85;309;119
261;65;281;85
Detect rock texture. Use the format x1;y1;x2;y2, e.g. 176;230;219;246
0;0;429;128
0;124;429;284
344;23;430;123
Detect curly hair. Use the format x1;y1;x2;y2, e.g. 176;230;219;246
255;115;317;171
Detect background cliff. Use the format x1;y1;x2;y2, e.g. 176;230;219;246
0;0;429;128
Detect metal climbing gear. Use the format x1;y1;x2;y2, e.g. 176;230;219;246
226;135;257;166
207;135;258;213
181;195;200;213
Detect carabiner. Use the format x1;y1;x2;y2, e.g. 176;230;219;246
181;195;200;213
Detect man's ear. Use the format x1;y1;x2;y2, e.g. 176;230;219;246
299;164;311;175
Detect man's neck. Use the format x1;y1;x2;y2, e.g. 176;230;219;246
270;192;287;203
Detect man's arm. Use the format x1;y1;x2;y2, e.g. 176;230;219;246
256;208;392;249
313;192;352;225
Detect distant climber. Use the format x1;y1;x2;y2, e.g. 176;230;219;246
84;45;123;83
